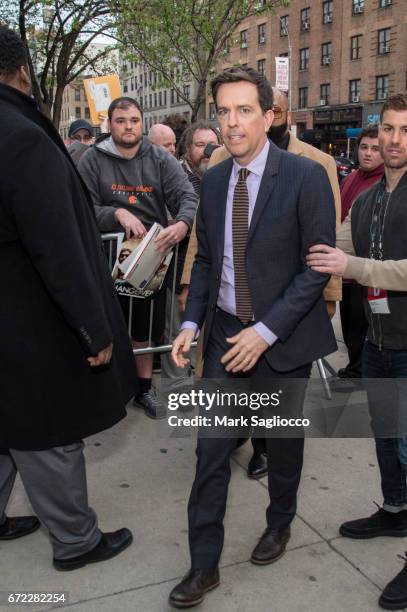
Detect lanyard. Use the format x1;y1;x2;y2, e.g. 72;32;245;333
369;188;390;261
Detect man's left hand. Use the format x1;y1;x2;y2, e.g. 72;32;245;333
221;327;268;373
306;245;348;276
154;221;189;253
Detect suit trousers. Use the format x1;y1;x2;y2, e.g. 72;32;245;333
188;308;311;569
0;442;101;559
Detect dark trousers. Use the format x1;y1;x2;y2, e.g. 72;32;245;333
363;340;407;510
340;283;368;377
188;308;311;569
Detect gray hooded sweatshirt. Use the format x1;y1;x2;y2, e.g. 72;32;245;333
78;135;198;232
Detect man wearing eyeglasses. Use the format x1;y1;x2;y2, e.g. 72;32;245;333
67;119;95;165
67;119;95;145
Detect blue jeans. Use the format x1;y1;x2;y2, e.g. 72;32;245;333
363;341;407;510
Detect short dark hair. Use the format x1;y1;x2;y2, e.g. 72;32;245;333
0;26;28;81
211;67;273;114
358;124;379;145
183;121;220;150
380;93;407;121
108;96;143;120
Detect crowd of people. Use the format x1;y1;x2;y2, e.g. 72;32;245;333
1;24;407;611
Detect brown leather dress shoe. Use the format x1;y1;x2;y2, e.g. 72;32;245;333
169;568;220;608
0;515;40;540
250;526;291;565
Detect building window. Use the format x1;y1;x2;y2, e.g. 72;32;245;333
170;89;175;105
144;95;147;108
349;79;361;102
123;82;128;93
321;42;332;65
257;59;266;75
299;87;308;109
320;83;330;105
379;0;392;7
350;35;362;60
352;0;364;14
300;7;311;31
376;75;389;100
84;107;90;119
300;48;309;71
184;84;190;100
240;30;248;49
378;28;391;54
322;1;333;24
74;89;80;101
258;23;266;45
154;92;157;107
209;102;216;120
163;90;167;105
75;107;81;118
149;93;152;107
280;15;288;36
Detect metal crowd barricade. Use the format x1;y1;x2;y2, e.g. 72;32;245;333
102;233;336;396
102;232;195;356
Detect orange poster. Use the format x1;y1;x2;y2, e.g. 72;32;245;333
83;75;122;125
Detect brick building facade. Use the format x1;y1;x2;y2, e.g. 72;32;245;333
209;0;406;154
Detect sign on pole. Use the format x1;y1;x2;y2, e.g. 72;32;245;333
275;57;289;92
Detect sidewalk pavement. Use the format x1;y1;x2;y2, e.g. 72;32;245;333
1;313;405;612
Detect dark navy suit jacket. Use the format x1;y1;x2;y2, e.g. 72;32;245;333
184;141;337;372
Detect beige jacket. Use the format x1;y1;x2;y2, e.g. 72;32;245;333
337;214;407;290
181;134;342;302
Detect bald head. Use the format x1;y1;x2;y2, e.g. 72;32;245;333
272;88;289;112
148;123;176;156
269;87;290;146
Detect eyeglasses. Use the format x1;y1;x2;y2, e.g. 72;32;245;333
272;106;288;119
72;134;93;143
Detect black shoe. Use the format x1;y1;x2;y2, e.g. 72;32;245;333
53;528;133;571
338;368;361;379
379;553;407;610
331;377;362;393
169;568;220;609
0;515;40;540
251;526;291;565
248;452;268;479
340;506;407;539
133;388;166;419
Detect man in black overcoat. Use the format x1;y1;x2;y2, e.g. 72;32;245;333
0;27;135;570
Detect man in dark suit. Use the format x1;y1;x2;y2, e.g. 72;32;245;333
169;67;337;608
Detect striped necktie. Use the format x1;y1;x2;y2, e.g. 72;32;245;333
232;168;253;324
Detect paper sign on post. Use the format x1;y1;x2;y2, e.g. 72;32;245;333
275;57;289;92
83;75;122;125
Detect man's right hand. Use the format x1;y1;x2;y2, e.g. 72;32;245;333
171;328;195;368
88;343;113;367
178;285;189;313
115;208;147;239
